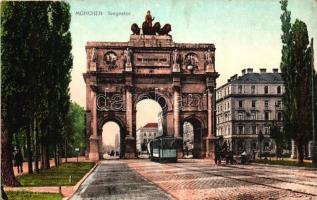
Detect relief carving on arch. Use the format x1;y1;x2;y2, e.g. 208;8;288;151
181;93;206;111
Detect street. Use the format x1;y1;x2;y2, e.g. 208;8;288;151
72;159;317;200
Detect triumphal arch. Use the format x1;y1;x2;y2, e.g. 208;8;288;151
84;13;219;161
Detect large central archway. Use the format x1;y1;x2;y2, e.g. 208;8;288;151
84;31;219;161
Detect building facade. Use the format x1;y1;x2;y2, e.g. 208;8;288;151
216;68;284;154
136;123;160;152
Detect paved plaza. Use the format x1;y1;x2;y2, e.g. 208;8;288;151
72;159;317;200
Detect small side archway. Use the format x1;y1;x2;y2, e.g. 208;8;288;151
181;116;205;158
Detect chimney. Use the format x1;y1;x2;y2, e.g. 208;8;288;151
260;68;266;73
273;68;279;73
230;74;238;81
242;69;246;75
247;68;253;73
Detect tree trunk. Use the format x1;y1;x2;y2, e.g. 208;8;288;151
64;139;67;163
26;126;33;174
1;122;20;186
1;186;8;200
54;144;58;167
44;145;50;169
40;143;44;169
34;120;39;172
295;139;304;164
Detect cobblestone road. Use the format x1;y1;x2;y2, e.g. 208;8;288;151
127;159;317;200
71;160;173;200
72;159;317;200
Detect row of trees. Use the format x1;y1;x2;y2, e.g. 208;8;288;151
1;1;85;187
279;0;316;164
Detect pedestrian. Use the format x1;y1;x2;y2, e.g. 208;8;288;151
241;150;247;164
14;150;23;173
252;150;256;160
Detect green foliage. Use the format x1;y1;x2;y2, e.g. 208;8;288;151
270;122;287;157
1;1;73;164
279;0;315;163
64;102;86;156
17;162;94;186
6;192;62;200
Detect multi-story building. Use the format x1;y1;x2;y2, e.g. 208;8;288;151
136;123;161;152
216;68;284;154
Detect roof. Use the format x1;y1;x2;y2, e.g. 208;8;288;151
217;72;283;90
231;73;283;83
143;123;158;128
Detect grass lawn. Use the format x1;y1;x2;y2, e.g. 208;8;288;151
254;159;316;168
17;162;95;186
6;191;62;200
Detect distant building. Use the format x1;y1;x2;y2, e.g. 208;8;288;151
183;122;194;151
216;68;283;154
136;123;161;152
114;133;120;151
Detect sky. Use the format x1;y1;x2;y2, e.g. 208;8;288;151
68;0;317;145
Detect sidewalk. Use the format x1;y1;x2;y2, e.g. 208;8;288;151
13;156;89;176
5;186;74;197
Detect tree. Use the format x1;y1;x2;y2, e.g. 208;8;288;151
1;1;73;186
270;122;285;159
64;102;86;158
280;0;315;164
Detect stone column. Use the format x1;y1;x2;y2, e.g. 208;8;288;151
173;86;183;158
308;140;313;158
126;87;133;137
206;88;215;161
173;87;180;138
89;88;99;161
125;86;136;158
291;139;297;159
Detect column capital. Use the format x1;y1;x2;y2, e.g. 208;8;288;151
125;85;134;92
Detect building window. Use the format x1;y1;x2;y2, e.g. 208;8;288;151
264;100;269;107
144;133;146;136
277;112;282;121
239;100;243;108
238;126;244;134
264;86;268;94
276;100;281;108
264;126;270;134
252;100;256;108
154;133;156;137
265;111;269;120
227;102;230;109
238;85;242;94
277;86;281;94
251;85;255;94
238;111;244;120
251;111;256;120
252;126;256;134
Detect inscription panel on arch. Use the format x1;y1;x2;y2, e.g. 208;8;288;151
133;53;170;67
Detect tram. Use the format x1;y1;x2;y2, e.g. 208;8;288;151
147;136;177;163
